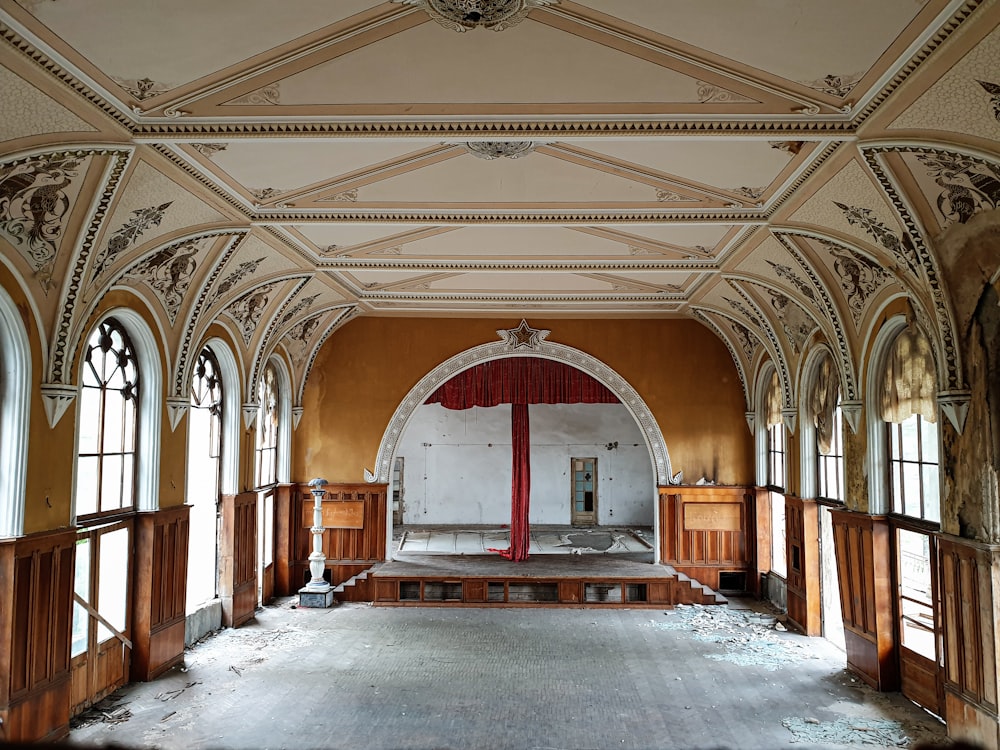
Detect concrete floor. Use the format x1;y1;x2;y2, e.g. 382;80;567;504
68;597;946;750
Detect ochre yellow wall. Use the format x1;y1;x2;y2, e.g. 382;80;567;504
294;317;753;486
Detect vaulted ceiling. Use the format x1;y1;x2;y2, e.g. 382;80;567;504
1;0;998;414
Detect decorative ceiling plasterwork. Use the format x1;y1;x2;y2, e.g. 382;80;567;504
465;142;538;160
1;0;996;426
394;0;558;32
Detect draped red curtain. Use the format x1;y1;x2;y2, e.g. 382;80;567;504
425;357;618;409
425;357;618;561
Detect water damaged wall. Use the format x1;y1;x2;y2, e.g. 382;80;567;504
395;402;655;526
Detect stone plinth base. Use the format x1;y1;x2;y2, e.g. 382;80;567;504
298;586;336;608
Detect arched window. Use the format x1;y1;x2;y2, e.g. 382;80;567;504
186;348;223;611
255;362;278;489
880;324;939;522
0;283;31;539
765;369;785;491
811;354;844;502
75;318;139;520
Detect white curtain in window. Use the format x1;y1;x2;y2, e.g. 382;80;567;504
880;323;937;424
766;369;782;427
810;354;840;454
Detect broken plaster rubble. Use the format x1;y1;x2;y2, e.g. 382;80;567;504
652;604;944;747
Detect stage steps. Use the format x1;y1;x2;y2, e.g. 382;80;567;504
661;564;728;605
333;566;378;602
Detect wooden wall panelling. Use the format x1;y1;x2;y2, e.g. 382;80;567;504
830;509;898;691
219;493;257;628
938;534;1000;748
291;484;388;589
785;497;821;635
752;488;771;598
273;484;294;596
658;486;753;592
131;506;189;682
0;528;76;743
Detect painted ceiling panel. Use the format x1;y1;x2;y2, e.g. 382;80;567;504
594;224;734;254
591;0;932;85
394;226;632;257
351;150;663;204
254;18;719;106
15;0;376;90
425;272;616;292
568;139;796;195
295;224;435;252
199;140;436;197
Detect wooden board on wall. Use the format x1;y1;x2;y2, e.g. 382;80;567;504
301;501;365;529
684;502;742;531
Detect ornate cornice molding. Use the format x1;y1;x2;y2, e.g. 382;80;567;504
150;144;254;217
320;258;715;272
366;334;673;485
132;120;856;139
254;209;768;224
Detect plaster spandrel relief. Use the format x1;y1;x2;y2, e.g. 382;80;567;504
0;152;93;293
0;64;97;142
889;24;1000;141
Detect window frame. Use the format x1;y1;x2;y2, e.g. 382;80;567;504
75;318;140;524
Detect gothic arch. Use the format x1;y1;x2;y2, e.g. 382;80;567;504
367;335;674;487
0;283;31;537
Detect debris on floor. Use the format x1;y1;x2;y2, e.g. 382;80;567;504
652;603;812;670
781;716;939;747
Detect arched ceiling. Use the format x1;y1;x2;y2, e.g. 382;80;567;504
1;0;999;413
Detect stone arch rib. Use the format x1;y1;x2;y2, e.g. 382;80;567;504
366;340;673;486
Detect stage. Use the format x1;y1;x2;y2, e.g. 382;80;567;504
353;525;726;608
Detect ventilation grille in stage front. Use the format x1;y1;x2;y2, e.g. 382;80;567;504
507;582;558;602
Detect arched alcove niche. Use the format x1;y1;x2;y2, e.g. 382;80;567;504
368;336;673;488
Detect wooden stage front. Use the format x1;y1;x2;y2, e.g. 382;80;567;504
363;552;727;608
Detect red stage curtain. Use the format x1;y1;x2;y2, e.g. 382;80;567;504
425;357;618;409
426;357;618;562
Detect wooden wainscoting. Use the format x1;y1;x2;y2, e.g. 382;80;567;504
829;509;898;691
658;485;754;593
131;506;189;682
0;527;76;743
219;493;257;628
291;483;388;590
785;497;821;636
939;534;1000;745
273;484;295;597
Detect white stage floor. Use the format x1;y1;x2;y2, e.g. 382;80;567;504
394;525;654;556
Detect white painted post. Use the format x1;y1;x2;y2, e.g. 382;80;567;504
298;477;335;607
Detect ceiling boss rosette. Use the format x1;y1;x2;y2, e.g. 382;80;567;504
396;0;558;31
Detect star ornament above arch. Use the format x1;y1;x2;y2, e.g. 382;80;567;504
498;320;550;350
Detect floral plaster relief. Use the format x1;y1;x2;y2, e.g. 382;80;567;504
787;160;904;248
889;24;1000;140
210;234;292;298
94;160;227;282
0;64;97;142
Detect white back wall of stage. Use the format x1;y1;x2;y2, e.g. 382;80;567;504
396;402;655;525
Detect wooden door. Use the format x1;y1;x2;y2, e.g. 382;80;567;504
893;525;943;716
571;458;597;526
259;490;274;606
70;520;133;715
219;492;257;628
